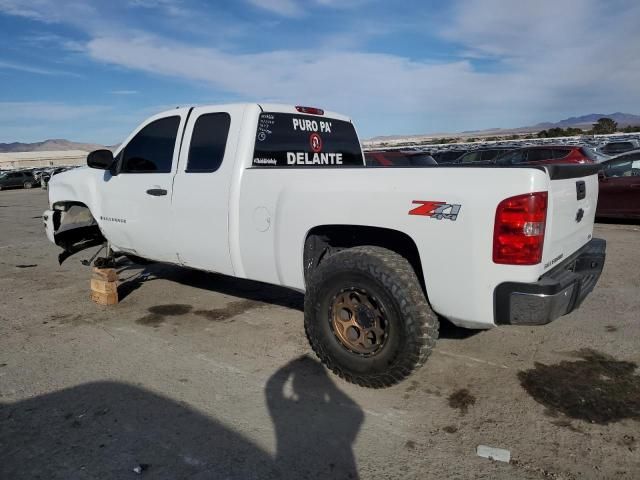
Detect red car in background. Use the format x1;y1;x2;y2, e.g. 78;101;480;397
365;150;437;167
596;150;640;219
495;146;598;165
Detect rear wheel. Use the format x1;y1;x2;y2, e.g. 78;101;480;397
23;182;33;189
304;246;438;388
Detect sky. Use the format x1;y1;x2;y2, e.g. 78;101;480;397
0;0;639;144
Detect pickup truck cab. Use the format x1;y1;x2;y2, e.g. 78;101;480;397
44;103;606;387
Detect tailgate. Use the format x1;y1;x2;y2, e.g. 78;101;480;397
542;164;601;271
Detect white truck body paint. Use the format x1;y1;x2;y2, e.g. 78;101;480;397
46;103;599;329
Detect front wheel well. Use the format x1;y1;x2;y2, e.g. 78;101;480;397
50;201;104;252
303;225;426;295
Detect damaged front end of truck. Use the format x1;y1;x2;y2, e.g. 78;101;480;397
43;202;105;264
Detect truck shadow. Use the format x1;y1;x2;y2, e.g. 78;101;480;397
117;259;478;339
0;355;362;480
117;259;304;311
595;218;640;226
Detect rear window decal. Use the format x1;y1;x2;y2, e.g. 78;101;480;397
252;112;363;167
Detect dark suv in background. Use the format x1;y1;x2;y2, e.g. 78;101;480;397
454;147;512;164
600;140;640;156
0;170;37;190
494;146;598;165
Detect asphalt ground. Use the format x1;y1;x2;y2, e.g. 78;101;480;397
1;188;639;479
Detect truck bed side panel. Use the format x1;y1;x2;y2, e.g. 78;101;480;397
237;167;552;328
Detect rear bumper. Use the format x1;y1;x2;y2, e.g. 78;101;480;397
494;238;606;325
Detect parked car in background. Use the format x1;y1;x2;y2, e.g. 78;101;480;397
40;167;73;190
0;170;37;190
495;145;598;166
599;139;640;156
365;150;437;167
454;147;512;164
596;150;640;219
431;149;469;164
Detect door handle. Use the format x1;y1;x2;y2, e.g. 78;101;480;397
146;188;167;196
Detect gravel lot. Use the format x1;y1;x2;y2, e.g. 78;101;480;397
1;188;639;479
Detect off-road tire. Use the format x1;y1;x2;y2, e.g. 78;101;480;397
304;246;438;388
23;182;33;189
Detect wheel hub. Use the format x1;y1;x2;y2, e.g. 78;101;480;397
330;288;388;356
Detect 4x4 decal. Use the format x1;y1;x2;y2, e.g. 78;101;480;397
409;201;461;221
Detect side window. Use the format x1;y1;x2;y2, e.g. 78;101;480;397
604;160;633;178
186;113;231;172
121;116;180;173
461;151;481;163
497;150;526;164
527;149;553;162
481;150;501;161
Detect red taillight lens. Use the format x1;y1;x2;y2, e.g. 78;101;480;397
493;192;548;265
295;106;324;115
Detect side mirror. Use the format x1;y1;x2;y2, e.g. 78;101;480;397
87;149;114;170
597;170;606;180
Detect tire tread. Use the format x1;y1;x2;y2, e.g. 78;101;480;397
304;245;439;388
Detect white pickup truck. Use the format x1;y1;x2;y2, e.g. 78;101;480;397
44;103;606;387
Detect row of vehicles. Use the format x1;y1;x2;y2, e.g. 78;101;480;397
0;166;79;191
366;146;640;219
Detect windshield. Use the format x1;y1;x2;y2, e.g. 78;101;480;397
252;112;363;167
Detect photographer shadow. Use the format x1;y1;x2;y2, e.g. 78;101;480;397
1;356;362;480
266;355;363;480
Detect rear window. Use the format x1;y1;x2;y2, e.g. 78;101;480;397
552;148;571;159
526;149;553;162
252;112;363;167
603;142;634;154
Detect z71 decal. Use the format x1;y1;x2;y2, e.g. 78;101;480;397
409;201;461;221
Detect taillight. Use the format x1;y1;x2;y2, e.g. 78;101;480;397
295;106;324;115
493;192;548;265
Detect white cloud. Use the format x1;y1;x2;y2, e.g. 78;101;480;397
128;0;191;18
0;59;80;76
0;102;110;121
246;0;301;16
1;0;639;136
82;23;640;135
245;0;367;17
109;89;139;95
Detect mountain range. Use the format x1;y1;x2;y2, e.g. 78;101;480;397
367;112;640;142
0;139;107;153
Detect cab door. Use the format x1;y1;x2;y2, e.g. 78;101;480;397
97;110;189;262
171;105;244;275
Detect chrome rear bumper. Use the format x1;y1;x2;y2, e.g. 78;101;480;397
494;238;606;325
